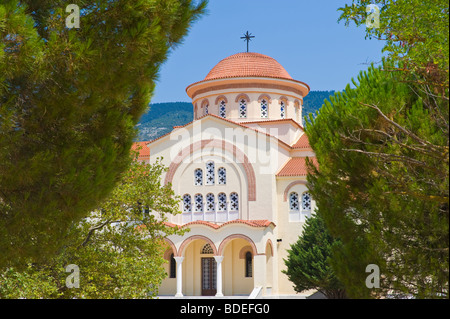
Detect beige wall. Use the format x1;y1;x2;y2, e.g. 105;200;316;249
275;177;316;295
149;100;316;297
193;90;303;124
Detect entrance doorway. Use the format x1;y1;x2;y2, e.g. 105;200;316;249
201;257;217;296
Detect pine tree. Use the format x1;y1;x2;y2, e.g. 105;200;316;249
305;63;448;298
0;0;206;268
283;213;347;299
304;0;449;299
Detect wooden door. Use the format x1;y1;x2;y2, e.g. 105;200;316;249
201;257;217;296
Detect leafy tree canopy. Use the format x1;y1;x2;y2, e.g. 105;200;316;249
0;158;185;298
305;0;448;298
0;0;206;267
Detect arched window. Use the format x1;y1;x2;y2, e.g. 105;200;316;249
206;161;215;185
289;192;299;211
302;192;312;211
183;194;192;213
201;99;209;116
218;193;227;211
194;194;203;212
245;252;252;277
201;243;214;254
170;253;176;278
239;99;247;118
230;192;239;211
218;167;226;184
194;168;203;186
219;100;226;118
280;101;286;119
206;193;215;212
260;99;268;118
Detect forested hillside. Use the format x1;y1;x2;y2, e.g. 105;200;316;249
136;91;334;141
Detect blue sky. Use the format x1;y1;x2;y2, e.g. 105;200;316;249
151;0;385;103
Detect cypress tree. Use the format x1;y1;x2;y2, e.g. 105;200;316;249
283;213;347;299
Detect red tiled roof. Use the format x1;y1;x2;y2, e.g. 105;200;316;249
277;157;318;176
204;52;293;81
240;118;304;131
131;141;150;159
291;133;311;149
144;114;293;150
164;219;275;230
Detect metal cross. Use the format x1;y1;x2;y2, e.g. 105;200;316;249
240;31;255;52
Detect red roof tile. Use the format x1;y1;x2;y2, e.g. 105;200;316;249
204;52;293;81
277;157;318;176
240;118;304;131
144;114;293;150
291;133;311;149
131;141;150;159
164;219;275;230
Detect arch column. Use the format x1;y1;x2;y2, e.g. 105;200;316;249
174;256;184;297
214;256;224;297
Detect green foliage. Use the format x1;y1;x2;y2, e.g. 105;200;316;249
0;159;185;298
0;0;206;267
303;0;449;299
283;213;346;299
305;62;449;298
338;0;449;88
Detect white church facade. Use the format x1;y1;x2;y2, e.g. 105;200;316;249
135;52;317;297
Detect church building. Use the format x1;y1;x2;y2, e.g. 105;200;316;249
135;51;317;297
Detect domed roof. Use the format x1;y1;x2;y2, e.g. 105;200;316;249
204;52;293;81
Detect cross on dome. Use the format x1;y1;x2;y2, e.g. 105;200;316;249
240;31;255;52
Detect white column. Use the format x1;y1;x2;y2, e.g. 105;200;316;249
174;256;184;297
214;256;224;297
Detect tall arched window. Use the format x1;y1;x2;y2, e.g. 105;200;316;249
183;194;192;213
280;101;286;119
201;99;209;116
245;252;253;277
219;100;226;118
218;193;227;211
302;192;312;211
239;99;247;118
230;192;239;211
218;167;226;184
289;192;299;211
170;253;176;278
194;168;203;186
206;193;215;212
194;194;203;212
260;99;268;118
206;161;215;185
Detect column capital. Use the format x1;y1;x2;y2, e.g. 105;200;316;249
214;255;224;263
174;256;184;263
